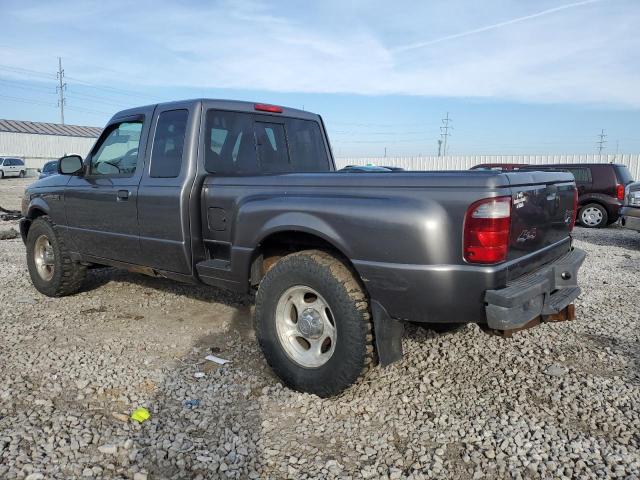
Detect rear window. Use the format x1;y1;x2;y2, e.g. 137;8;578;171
204;110;330;175
285;118;330;172
205;110;259;175
615;165;633;184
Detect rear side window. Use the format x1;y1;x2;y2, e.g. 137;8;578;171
285;118;330;172
615;165;633;184
150;109;188;178
565;168;592;183
205;110;258;175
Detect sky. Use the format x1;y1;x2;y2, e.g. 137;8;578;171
0;0;639;157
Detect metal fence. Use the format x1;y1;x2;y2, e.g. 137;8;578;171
335;154;640;180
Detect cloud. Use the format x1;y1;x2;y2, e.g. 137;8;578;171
1;0;639;107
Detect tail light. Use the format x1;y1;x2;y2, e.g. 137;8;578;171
616;184;625;201
569;187;578;232
463;196;511;264
254;103;283;113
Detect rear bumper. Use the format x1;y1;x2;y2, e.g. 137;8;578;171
484;247;586;330
620;207;640;232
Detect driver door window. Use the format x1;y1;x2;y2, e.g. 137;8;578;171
90;121;143;177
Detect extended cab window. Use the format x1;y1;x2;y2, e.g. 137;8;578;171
205;111;258;174
150;110;188;178
90;121;143;177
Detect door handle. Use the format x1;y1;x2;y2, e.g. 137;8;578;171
117;190;130;201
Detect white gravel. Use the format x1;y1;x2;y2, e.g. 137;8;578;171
0;177;639;479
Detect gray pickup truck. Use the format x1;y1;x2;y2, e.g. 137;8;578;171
20;99;585;396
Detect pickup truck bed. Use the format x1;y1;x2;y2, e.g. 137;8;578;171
20;99;585;396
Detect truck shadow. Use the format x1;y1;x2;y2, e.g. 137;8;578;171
81;266;253;308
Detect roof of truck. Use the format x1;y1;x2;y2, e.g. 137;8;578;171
111;99;320;122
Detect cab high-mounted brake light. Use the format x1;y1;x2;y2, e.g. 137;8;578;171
463;196;512;264
254;103;283;113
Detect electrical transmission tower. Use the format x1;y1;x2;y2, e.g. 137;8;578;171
596;129;607;154
440;112;452;156
56;57;66;124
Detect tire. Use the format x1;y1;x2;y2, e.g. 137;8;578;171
0;170;4;179
254;250;375;397
578;203;608;228
26;216;87;297
19;170;26;178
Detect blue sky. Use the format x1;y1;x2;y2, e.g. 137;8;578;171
1;0;639;156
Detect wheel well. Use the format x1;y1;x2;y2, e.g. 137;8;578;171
578;200;609;215
249;231;359;287
22;208;46;237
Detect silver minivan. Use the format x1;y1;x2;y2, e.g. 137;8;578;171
0;158;26;178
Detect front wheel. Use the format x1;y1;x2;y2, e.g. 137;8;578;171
26;216;87;297
579;203;608;228
254;250;375;397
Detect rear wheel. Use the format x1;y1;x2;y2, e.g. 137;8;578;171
254;250;375;397
19;170;26;178
26;216;86;297
579;203;607;228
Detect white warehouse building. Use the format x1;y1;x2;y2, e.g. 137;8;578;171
0;119;102;171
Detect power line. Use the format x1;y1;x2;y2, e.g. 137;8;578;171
56;57;66;124
596;128;607;154
440;112;453;156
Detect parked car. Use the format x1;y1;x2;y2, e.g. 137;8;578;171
38;160;59;179
472;163;634;228
470;163;527;171
620;182;640;232
0;157;26;178
20;99;585;396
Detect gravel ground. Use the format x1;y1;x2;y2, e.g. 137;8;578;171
1;177;639;479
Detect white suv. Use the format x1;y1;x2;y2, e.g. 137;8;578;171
0;158;26;178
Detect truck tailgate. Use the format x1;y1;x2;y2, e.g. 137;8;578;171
504;170;577;263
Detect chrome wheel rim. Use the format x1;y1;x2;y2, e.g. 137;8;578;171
581;207;603;227
275;285;337;368
34;234;55;281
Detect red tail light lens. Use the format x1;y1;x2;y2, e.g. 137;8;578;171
254;103;283;113
616;184;625;201
463;196;511;264
569;187;578;232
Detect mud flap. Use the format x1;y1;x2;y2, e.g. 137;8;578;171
371;300;404;366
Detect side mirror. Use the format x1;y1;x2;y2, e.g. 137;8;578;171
58;155;84;175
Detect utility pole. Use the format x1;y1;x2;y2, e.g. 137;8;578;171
384;147;387;158
56;57;66;124
440;112;452;156
596;128;607;154
437;139;443;157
